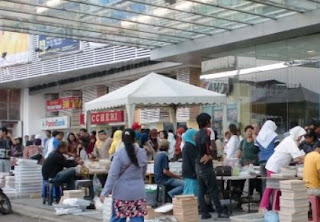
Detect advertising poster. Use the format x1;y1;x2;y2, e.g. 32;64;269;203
0;31;31;67
46;97;82;112
227;103;238;123
38;36;80;56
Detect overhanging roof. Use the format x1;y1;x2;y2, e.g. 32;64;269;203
0;0;318;49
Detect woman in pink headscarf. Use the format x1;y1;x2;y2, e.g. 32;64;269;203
175;128;185;160
149;129;160;160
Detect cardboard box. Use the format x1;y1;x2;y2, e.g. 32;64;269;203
279;197;308;208
281;190;308;200
279;212;308;222
62;190;85;199
280;180;306;191
280;206;309;214
145;206;162;220
173;195;199;222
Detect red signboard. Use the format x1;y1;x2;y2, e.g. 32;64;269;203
46;97;82;112
91;110;124;124
80;113;85;125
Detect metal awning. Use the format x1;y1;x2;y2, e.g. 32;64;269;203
0;0;318;49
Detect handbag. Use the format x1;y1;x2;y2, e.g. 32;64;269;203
215;166;232;176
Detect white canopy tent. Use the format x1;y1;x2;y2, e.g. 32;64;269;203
85;73;226;129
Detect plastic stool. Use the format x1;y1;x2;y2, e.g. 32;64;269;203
156;184;168;204
272;189;281;211
309;196;320;222
42;180;63;205
75;180;94;200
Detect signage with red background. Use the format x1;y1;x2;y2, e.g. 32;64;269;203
91;110;124;124
46;97;82;112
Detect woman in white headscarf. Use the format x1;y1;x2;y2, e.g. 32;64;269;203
255;120;280;192
167;132;176;160
259;126;306;211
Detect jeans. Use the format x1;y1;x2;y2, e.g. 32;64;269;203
52;168;76;190
163;178;184;198
197;169;223;215
0;159;10;172
111;201;144;222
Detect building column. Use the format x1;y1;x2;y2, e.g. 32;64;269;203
175;67;201;128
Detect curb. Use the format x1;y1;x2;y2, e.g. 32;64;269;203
12;202;100;222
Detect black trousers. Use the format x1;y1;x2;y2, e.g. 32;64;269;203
197;169;223;215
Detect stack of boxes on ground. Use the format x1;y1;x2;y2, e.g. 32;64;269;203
15;159;42;198
55;190;91;215
1;172;16;198
279;180;309;222
173;195;199;222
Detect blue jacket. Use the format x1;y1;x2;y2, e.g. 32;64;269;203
255;136;280;163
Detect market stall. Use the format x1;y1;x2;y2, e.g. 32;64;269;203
85;73;226;129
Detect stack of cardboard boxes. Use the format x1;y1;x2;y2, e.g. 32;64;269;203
173;195;199;222
279;180;309;222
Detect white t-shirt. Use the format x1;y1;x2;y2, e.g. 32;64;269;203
224;135;240;158
266;139;303;173
45;138;54;159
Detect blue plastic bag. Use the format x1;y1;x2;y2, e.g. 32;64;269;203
264;211;279;222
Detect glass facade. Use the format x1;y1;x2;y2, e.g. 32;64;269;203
202;33;320;135
1;0;318;48
0;89;20;121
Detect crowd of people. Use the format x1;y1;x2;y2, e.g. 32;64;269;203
1;115;320;221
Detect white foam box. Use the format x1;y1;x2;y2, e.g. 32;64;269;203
279;212;308;222
281;190;308;200
63;190;85;199
280;197;308;208
280;180;306;191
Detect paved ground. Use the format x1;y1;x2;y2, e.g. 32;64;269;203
0;214;49;222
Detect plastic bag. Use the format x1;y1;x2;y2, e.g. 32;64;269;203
93;173;102;194
264;211;279;222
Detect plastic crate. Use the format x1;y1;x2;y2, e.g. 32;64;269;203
230;213;264;222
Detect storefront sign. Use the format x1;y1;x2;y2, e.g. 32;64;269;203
38;36;80;56
91;111;124;124
0;31;31;67
46;97;82;112
41;116;70;130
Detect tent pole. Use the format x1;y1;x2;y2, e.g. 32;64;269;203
126;104;136;128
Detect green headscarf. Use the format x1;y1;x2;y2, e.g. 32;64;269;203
183;129;198;146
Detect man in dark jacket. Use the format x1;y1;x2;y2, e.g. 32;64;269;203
195;113;229;219
42;141;83;190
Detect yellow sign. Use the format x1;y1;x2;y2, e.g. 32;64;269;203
0;31;30;67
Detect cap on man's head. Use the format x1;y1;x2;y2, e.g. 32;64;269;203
132;122;141;131
159;139;170;150
98;130;107;135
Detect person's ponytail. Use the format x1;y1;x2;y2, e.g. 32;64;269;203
123;129;138;167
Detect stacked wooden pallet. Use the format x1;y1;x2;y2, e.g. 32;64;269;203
279;180;309;222
173;195;199;222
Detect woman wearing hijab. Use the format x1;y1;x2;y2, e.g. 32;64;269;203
140;133;154;161
149;129;160;157
167;132;176;160
100;129;148;222
182;129;198;196
255;120;280;191
109;130;123;156
175;128;185;160
259;126;306;211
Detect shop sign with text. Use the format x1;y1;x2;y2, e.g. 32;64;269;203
91;111;124;124
46;97;82;112
41;116;70;130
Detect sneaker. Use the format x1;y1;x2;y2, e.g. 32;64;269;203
218;212;229;218
201;214;212;219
